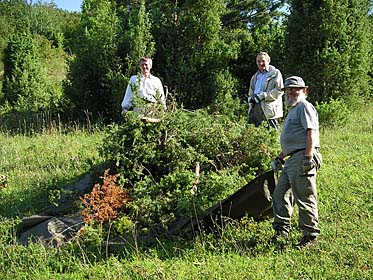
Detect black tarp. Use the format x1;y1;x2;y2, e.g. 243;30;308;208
178;170;276;232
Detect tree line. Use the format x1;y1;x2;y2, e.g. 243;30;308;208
0;0;372;122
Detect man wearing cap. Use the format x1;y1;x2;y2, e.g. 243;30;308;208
270;76;322;248
247;52;284;130
121;57;167;116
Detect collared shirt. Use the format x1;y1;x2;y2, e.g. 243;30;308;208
121;74;166;111
280;99;320;156
254;70;269;95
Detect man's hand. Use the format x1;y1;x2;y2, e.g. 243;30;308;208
254;92;265;103
248;96;256;105
249;93;265;104
302;155;316;174
271;157;285;172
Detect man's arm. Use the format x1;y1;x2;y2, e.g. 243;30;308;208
304;128;316;157
248;74;256;99
121;76;136;112
157;79;167;111
258;69;284;102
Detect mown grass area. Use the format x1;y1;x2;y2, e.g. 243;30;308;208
0;104;372;280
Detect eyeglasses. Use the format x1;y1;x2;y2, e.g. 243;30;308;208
284;87;304;95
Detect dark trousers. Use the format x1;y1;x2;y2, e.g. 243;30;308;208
248;104;279;130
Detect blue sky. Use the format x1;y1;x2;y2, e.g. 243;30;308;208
53;0;82;12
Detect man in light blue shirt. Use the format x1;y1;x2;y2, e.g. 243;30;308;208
248;52;284;129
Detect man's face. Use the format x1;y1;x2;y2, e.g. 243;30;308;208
256;55;269;72
140;60;152;76
285;87;306;107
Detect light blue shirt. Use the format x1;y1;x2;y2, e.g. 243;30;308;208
254;70;269;95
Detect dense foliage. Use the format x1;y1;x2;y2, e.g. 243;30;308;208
64;0;124;121
1;0;290;120
1;0;372;120
2;31;66;112
0;0;78;113
284;0;372;102
100;108;279;234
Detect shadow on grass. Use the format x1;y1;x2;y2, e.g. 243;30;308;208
70;215;277;264
0;162;109;219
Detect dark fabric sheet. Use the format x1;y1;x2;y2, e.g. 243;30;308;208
178;170;276;232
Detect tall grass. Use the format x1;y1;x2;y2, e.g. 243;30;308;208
0;104;372;279
0;127;104;218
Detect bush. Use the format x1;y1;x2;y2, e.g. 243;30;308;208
100;108;279;235
2;31;68;113
316;98;350;128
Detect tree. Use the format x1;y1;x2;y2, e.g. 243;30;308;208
0;1;69;113
117;0;155;79
148;0;286;107
285;0;371;102
2;31;64;112
66;0;156;121
222;0;286;101
65;0;124;121
149;0;242;109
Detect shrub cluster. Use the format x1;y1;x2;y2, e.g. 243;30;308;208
100;109;279;236
315;98;350;128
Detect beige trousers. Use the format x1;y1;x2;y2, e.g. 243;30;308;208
272;150;321;236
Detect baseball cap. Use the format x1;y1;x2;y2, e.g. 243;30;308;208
283;76;308;89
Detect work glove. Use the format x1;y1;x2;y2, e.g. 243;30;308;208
248;94;262;105
248;96;256;105
302;155;316;175
271;157;285;172
254;92;265;104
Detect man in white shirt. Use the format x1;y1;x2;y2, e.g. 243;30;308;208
121;57;166;116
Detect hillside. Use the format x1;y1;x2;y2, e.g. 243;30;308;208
0;103;372;279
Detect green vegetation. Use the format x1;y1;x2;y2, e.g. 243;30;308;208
101;107;279;235
285;0;371;103
0;103;372;279
1;0;372;120
0;1;372;279
0;125;103;216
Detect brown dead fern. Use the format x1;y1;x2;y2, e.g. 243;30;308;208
80;170;130;224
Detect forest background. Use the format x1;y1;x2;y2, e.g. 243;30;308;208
1;0;372;122
0;0;372;279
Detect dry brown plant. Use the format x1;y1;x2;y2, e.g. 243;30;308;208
80;170;130;224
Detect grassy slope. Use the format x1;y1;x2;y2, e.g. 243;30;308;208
0;130;103;217
0;104;372;279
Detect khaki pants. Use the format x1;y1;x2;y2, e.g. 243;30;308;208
272;150;321;236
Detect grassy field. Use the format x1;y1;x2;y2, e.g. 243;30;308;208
0;104;372;279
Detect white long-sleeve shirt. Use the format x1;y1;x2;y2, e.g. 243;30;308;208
121;74;166;111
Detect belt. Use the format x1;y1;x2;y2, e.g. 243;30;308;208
288;147;320;157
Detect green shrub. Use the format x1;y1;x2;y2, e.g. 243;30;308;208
316;98;350;128
2;32;67;113
100;108;279;235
